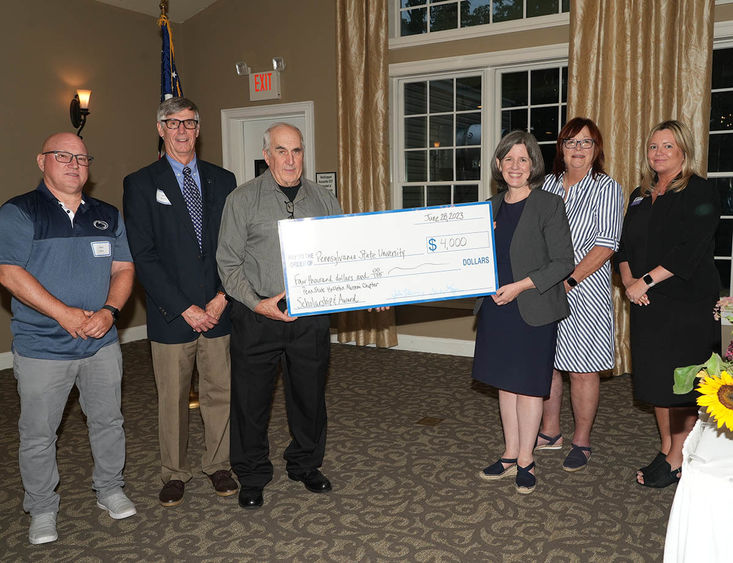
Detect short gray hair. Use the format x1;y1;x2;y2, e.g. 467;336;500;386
490;130;545;190
156;97;200;122
263;122;304;153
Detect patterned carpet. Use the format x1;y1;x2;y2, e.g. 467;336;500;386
0;340;675;562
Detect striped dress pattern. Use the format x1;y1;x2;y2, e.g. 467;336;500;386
542;170;624;372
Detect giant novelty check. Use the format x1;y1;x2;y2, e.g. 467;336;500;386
278;202;497;316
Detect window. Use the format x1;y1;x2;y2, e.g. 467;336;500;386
398;0;569;37
393;58;568;209
401;74;483;208
498;65;568;173
711;44;733;295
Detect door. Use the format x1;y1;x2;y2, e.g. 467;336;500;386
221;101;315;185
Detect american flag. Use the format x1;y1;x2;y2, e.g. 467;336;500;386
157;9;183;157
158;13;183;101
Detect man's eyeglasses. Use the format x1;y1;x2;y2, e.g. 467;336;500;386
41;151;94;166
160;118;199;130
562;138;595;150
285;201;294;219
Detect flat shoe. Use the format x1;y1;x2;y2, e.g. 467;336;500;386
96;491;137;519
562;444;591;472
29;512;57;545
534;432;562;451
159;480;185;507
515;462;536;494
478;457;517;481
638;459;680;488
209;470;238;497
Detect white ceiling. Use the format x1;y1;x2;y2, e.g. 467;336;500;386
93;0;219;23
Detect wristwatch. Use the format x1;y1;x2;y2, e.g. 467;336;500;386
101;304;119;322
566;276;578;288
642;273;655;287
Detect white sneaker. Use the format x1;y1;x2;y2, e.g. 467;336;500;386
96;492;137;520
29;512;58;545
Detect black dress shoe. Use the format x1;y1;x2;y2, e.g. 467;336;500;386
159;480;185;507
288;469;332;493
238;487;263;509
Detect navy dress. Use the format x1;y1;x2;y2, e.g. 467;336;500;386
472;199;558;397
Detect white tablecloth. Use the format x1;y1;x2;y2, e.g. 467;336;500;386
664;410;733;562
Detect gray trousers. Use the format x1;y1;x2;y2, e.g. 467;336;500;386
14;342;126;515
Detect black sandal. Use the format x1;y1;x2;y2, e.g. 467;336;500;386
515;462;536;494
638;459;680;488
478;457;517;481
638;451;666;475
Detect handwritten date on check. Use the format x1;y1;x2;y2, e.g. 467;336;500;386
278;202;497;316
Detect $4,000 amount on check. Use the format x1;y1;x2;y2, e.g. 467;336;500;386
278;201;497;316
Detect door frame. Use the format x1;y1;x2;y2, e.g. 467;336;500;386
220;101;315;185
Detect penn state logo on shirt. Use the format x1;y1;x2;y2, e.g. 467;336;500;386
93;219;109;230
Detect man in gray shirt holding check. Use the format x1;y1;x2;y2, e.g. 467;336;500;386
217;122;342;510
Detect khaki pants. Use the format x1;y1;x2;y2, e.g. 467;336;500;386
151;335;231;483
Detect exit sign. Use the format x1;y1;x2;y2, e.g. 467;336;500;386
249;71;281;101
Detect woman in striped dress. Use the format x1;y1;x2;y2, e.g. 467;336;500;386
536;117;624;471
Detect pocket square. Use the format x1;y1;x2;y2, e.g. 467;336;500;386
156;189;172;205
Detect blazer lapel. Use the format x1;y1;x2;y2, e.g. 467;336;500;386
492;191;505;220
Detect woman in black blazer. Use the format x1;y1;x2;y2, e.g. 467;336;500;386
472;131;574;494
617;120;720;488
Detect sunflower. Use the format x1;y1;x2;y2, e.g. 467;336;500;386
697;370;733;432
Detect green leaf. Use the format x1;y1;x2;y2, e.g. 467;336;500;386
705;354;723;377
673;364;704;395
672;353;733;394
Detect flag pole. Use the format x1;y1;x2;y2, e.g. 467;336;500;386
157;0;200;410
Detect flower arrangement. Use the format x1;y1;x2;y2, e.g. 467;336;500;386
712;296;733;324
674;353;733;432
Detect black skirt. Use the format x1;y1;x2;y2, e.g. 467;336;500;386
630;292;719;407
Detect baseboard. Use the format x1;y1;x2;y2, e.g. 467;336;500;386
118;324;148;344
331;333;475;357
0;324;149;370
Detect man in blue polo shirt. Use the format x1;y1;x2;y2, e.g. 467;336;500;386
0;132;136;545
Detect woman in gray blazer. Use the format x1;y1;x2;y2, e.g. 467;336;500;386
473;131;574;494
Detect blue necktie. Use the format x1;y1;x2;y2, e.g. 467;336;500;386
182;166;203;249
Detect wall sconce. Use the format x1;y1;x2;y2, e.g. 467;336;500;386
272;57;286;71
70;89;91;137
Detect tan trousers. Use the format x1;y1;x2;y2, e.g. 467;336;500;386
151;335;231;483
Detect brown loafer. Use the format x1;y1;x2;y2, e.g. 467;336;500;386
209;470;238;497
159;480;185;507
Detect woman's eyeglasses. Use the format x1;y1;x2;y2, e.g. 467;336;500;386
562;138;595;150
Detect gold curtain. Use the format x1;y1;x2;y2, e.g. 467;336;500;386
335;0;397;347
568;0;714;375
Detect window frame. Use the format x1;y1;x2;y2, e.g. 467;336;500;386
396;69;487;209
389;44;569;209
711;28;733;295
389;0;569;49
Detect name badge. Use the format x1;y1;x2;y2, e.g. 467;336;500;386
91;241;112;257
156;189;172;205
